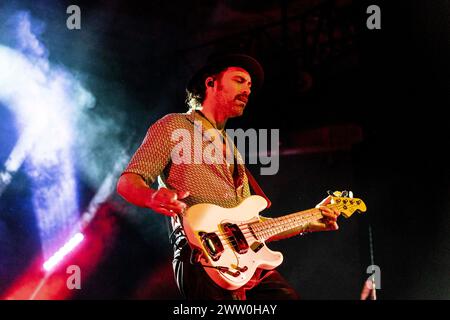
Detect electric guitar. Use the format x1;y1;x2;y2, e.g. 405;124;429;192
181;191;366;290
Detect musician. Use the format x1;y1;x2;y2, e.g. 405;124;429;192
116;53;340;300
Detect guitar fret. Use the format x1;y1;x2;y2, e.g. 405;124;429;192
255;199;366;242
255;209;324;241
252;209;324;241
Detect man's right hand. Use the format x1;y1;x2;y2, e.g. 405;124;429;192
147;187;190;217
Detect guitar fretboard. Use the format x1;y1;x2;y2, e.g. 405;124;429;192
250;207;326;241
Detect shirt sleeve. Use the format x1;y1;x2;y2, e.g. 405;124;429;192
121;115;174;186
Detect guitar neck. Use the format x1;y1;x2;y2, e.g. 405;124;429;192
251;207;325;241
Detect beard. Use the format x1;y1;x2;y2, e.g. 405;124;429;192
214;90;248;118
229;101;246;117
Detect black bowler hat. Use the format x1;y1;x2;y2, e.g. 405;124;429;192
186;53;265;93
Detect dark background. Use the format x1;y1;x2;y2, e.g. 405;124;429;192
0;0;448;299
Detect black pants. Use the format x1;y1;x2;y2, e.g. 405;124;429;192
172;240;299;300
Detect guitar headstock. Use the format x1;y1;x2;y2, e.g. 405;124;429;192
328;190;367;218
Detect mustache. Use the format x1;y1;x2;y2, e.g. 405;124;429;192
235;94;249;103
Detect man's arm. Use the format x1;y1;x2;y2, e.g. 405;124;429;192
117;172;189;217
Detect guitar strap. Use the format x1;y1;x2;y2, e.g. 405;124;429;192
244;167;271;209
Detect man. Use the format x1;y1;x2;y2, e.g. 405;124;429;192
116;53;340;300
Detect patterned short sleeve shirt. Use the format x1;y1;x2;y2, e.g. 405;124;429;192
122;110;251;210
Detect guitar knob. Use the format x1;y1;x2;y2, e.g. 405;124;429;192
231;264;248;272
226;270;241;277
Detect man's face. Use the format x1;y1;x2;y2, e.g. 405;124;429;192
213;67;252;118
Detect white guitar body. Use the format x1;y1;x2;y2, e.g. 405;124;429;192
181;195;283;290
181;192;366;291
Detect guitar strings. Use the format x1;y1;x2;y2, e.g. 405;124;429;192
216;211;321;240
214;204;360;250
216;204;342;243
210;205;328;235
216;200;356;235
216;211;325;247
218;212;321;244
215;202;359;245
197;202;361;252
217;202;347;238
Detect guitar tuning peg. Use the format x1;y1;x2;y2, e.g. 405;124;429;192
341;190;348;197
348;191;354;198
328;190;343;197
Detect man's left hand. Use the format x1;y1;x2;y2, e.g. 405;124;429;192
306;196;340;232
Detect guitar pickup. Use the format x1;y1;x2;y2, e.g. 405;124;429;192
199;231;224;261
221;223;249;254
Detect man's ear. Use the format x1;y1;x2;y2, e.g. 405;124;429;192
205;76;215;88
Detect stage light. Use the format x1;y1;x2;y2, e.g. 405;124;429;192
0;11;94;262
43;232;84;272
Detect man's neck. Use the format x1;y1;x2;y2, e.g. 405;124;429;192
199;101;228;130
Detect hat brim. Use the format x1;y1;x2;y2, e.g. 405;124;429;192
187;54;264;93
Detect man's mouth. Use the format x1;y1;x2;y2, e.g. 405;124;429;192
236;96;248;103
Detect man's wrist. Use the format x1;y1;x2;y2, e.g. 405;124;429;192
144;188;157;208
